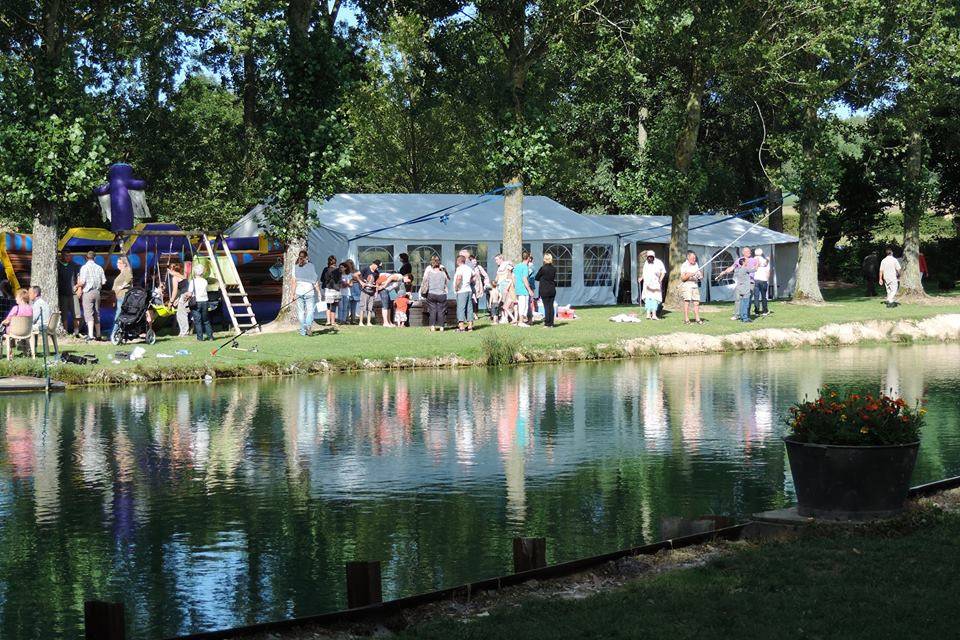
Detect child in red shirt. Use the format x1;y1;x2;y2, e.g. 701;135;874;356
393;293;410;327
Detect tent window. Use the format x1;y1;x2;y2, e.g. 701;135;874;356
583;245;613;287
455;243;488;266
543;243;573;287
712;250;736;286
358;245;395;272
407;244;442;283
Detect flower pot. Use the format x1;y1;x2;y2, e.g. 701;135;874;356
784;437;920;520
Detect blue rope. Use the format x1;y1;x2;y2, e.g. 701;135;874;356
615;192;790;245
346;184;522;243
617;208;756;245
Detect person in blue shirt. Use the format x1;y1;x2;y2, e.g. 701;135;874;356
513;252;531;328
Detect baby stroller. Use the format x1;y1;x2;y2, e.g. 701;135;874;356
110;286;157;345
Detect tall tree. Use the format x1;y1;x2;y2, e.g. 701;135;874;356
265;0;352;324
871;0;960;296
761;0;891;302
0;1;123;317
473;0;573;262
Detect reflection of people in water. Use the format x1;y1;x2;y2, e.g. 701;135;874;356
642;364;668;449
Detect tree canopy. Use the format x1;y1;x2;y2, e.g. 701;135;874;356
1;0;958;300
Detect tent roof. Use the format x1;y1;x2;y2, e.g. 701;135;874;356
596;214;798;247
309;194;617;242
233;197;799;247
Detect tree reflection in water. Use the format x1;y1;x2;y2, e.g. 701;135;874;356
1;344;960;639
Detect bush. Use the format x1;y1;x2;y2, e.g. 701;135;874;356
481;332;519;366
786;387;924;446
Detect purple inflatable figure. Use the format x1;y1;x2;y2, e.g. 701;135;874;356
94;163;149;232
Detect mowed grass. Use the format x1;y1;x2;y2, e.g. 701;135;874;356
398;510;960;640
30;285;960;372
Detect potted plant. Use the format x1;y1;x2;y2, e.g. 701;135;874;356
784;388;925;520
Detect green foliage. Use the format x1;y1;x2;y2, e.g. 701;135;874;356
481;331;521;366
786;388;924;446
0;49;108;228
122;75;265;231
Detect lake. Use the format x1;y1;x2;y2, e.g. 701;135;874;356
2;343;959;639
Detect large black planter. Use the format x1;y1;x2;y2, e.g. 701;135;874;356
784;437;920;520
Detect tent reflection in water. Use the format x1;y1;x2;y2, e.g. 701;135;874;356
234;194;799;308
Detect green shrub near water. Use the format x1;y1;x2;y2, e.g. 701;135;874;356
481;332;520;366
786;387;924;445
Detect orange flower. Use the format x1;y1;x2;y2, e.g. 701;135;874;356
860;426;870;434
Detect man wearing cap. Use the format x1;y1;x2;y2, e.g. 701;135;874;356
639;250;667;320
77;250;106;341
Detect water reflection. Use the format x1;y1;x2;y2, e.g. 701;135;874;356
1;344;960;639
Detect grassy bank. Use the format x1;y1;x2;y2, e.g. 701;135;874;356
396;502;960;640
4;287;960;386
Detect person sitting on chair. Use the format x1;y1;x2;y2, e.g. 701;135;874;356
2;289;33;334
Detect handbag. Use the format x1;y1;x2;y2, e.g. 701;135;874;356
315;300;327;314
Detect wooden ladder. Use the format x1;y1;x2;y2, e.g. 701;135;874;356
201;233;260;335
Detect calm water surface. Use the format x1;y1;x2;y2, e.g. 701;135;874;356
2;344;960;639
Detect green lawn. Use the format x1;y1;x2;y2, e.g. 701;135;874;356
4;286;960;385
398;509;960;640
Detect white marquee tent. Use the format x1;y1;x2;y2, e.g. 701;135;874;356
230;194;799;306
597;214;799;302
278;193;623;305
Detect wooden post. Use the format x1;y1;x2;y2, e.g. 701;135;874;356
84;601;125;640
512;537;547;573
345;561;382;609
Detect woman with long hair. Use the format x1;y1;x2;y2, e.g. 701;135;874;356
535;252;557;328
320;255;341;327
167;262;191;336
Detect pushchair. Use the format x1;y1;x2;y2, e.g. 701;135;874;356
110;286;157;345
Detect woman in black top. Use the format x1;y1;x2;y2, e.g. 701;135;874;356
535;253;557;327
320;255;341;326
398;253;412;284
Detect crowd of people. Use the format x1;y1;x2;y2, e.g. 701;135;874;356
0;242;921;354
287;248;564;335
50;249;218;342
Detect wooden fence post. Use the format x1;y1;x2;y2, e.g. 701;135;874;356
84;601;125;640
345;561;382;609
512;537;547;573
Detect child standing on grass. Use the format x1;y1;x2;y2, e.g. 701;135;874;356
488;282;502;322
394;293;410;328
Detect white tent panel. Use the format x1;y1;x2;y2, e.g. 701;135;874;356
236;198;800;308
309;194;621;306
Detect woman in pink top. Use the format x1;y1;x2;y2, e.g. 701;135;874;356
2;289;33;329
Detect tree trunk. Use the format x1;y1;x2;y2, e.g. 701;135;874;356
32;200;61;322
503;179;523;262
794;193;823;301
666;62;705;307
793;106;824;302
275;238;305;327
900;127;925;296
766;161;784;232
